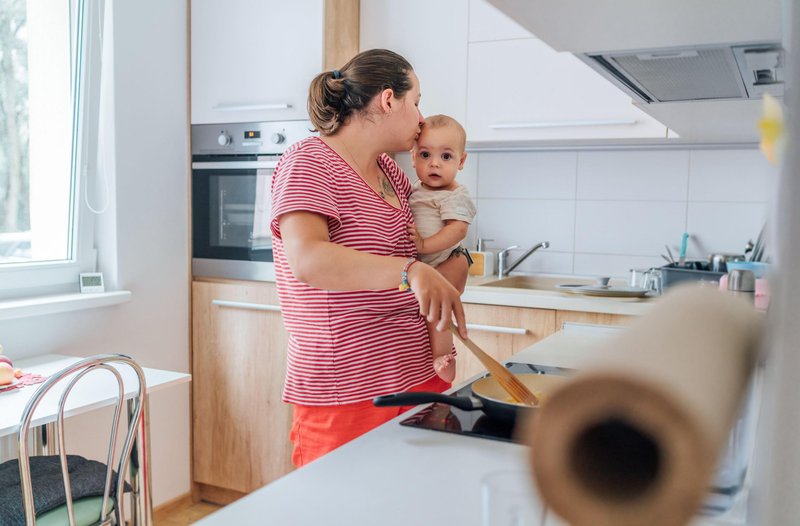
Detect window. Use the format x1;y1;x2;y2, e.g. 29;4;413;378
0;0;104;299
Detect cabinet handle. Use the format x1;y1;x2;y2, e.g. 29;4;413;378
489;118;636;130
192;160;280;169
213;103;292;112
465;323;527;335
212;299;281;312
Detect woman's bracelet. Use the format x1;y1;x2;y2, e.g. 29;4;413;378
399;258;418;291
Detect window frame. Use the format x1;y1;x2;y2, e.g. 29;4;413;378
0;0;103;301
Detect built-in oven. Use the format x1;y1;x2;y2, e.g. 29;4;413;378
191;121;315;280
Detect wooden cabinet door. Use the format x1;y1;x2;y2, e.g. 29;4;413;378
454;303;556;384
192;280;293;494
556;310;634;330
190;0;323;124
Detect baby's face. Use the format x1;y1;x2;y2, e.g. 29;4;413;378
412;126;467;191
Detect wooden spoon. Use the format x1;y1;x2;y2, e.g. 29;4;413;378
449;323;539;406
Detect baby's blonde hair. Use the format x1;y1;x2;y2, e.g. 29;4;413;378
417;114;467;152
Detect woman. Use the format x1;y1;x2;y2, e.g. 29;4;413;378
270;49;469;467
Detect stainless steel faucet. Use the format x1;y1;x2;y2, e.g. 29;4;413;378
497;241;550;278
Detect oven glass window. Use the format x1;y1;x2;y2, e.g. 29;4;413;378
193;169;274;262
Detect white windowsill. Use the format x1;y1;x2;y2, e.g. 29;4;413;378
0;291;132;321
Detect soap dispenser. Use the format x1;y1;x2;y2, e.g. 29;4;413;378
469;238;496;277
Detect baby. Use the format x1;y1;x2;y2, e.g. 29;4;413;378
407;115;476;383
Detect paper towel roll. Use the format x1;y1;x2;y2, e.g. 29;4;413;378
523;284;763;526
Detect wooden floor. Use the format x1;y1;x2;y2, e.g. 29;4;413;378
154;501;222;526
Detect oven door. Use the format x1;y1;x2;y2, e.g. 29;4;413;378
192;158;278;263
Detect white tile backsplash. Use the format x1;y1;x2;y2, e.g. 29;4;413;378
504;250;575;274
576;150;690;201
574;254;667;278
402;146;772;276
477;152;577;199
686;202;768;258
688;150;778;202
575;201;687;255
476;199;575;252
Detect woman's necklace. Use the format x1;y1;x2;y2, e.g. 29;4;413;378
340;140;387;199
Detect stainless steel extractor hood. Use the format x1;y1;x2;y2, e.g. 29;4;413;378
487;0;785;142
582;43;784;103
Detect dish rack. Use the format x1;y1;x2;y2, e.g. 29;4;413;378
660;262;725;290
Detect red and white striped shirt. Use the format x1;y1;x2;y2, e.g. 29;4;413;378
270;137;434;405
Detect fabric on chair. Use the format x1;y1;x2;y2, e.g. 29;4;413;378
0;455;124;526
35;496;115;526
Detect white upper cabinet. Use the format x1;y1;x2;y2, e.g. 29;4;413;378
360;0;469;125
360;0;669;142
468;0;531;42
191;0;323;124
466;38;669;142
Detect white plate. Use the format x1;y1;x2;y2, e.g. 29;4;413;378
557;284;650;298
0;377;19;389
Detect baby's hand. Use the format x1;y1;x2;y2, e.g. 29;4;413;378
434;352;455;372
407;223;425;253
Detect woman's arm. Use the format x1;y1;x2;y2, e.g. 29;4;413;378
408;220;469;255
279;211;466;333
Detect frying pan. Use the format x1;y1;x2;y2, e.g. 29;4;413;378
373;373;567;426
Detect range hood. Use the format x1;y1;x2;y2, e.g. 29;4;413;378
487;0;785;142
583;44;783;104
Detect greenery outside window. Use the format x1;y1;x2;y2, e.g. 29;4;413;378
0;0;103;300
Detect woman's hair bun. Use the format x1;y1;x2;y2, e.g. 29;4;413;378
308;49;413;135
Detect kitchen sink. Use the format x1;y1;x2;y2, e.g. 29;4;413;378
478;275;599;291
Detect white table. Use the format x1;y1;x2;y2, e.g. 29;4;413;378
0;353;191;525
195;327;748;526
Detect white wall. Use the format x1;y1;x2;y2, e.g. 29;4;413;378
0;0;191;507
398;147;777;277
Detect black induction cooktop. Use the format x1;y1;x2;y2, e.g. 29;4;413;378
399;362;572;443
400;361;742;517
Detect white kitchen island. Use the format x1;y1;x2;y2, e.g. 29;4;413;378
195;327;749;526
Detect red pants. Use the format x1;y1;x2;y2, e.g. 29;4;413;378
290;375;450;467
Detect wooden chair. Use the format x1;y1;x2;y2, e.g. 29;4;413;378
9;354;146;525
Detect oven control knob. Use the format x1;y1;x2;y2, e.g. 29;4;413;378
271;132;286;145
217;132;232;146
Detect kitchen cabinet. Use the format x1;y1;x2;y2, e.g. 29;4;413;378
467;0;532;42
190;0;324;124
455;303;636;383
192;279;292;502
361;0;669;142
555;310;634;329
360;0;469;124
454;303;556;384
465;38;669;142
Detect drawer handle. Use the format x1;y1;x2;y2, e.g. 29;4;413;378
489;118;636;130
192;160;279;169
465;323;527;335
212;299;281;312
213;103;292;112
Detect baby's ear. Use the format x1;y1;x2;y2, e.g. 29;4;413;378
411;149;418;168
458;151;468;170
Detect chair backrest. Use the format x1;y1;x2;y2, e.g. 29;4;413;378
16;354;146;526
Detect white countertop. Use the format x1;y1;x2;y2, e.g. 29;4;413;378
193;264;656;316
196;327;747;526
0;354;191;438
463;275;655;316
